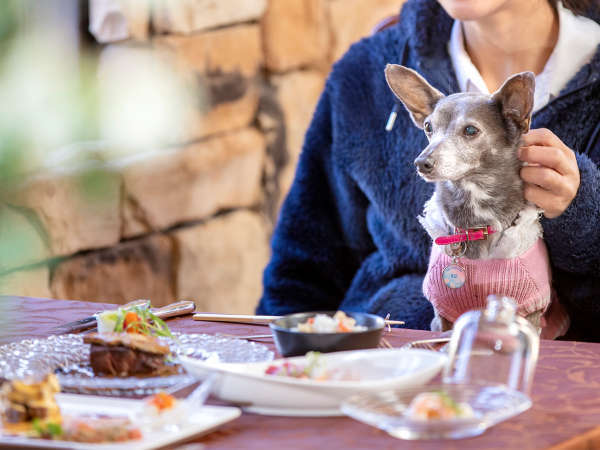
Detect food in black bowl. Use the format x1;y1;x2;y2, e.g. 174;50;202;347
269;311;385;357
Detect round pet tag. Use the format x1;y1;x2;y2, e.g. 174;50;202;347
442;263;466;289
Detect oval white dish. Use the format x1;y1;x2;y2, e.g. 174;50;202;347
180;348;446;416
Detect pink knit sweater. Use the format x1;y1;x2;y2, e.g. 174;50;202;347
423;238;570;339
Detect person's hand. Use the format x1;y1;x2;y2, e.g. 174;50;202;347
518;128;580;219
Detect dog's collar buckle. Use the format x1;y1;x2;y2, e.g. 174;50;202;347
434;226;496;246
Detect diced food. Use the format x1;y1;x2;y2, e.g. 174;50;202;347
265;352;328;380
293;311;367;333
1;374;143;443
147;391;176;412
61;416;142;443
1;374;62;434
405;391;475;421
264;352;363;382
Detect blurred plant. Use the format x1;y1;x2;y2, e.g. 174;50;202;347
0;1;195;293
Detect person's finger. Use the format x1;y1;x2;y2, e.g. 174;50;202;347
521;165;566;191
518;146;569;174
522;128;564;149
523;181;548;202
522;182;558;216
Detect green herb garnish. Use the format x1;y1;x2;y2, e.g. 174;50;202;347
32;418;63;439
111;305;173;338
113;310;126;333
432;390;460;413
303;351;321;377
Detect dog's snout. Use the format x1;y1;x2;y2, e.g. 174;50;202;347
415;156;435;174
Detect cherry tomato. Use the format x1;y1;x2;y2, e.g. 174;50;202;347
123;311;141;333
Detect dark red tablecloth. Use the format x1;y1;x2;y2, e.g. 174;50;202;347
1;296;600;450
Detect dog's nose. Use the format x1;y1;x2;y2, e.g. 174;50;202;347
415;157;434;174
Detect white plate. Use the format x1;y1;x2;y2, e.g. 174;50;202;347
181;348;446;416
0;394;241;449
243;406;343;417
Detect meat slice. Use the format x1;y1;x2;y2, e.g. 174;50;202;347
83;332;169;355
84;333;170;377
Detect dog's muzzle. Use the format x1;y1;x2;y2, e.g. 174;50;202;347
414;156;435;175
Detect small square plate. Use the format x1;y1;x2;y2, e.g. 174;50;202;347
0;394;241;449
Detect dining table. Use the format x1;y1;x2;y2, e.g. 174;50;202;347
1;295;600;450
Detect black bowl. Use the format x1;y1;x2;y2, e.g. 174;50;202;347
269;311;385;357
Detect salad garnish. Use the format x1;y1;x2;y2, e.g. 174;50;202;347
101;306;173;337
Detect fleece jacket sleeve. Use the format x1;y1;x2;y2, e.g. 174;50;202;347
542;151;600;276
256;85;373;315
256;77;434;330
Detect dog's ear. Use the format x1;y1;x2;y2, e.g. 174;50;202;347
385;64;445;129
492;72;535;133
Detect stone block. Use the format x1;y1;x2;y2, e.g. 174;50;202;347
121;128;266;236
9;168;122;257
50;234;175;307
271;70;325;207
0;205;51;272
174;210;269;314
155;25;262;78
328;0;405;62
155;24;262;139
192;88;259;138
0;266;52;299
261;0;329;72
153;0;267;35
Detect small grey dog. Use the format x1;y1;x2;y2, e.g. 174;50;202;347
384;64;569;337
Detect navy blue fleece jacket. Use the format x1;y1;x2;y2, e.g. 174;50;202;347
257;0;600;341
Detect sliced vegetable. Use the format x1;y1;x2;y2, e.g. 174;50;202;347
123;311;142;333
109;306;172;337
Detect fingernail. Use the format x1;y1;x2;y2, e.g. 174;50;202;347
518;147;523;159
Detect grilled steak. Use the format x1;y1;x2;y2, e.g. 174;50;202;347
83;333;171;377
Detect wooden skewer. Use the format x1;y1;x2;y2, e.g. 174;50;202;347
383;319;405;325
192;313;404;326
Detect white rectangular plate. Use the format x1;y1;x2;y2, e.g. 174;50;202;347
0;394;241;449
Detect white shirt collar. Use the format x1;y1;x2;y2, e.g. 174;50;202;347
448;2;600;112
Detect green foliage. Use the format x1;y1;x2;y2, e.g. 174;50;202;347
0;0;20;64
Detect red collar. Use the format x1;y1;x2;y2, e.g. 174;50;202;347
434;226;496;246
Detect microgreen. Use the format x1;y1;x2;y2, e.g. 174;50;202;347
112;305;173;337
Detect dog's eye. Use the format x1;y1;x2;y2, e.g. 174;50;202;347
424;122;433;134
464;125;479;137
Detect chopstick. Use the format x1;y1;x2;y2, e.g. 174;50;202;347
192;313;278;325
192;313;404;326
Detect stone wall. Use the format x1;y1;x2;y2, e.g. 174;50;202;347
1;0;404;313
